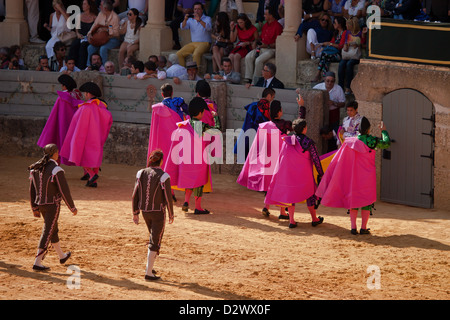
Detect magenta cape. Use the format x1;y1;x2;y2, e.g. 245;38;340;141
60;99;113;168
315;137;377;209
163;120;212;190
236;121;284;192
201;98;218;127
265;135;317;205
147;102;184;166
37;91;83;163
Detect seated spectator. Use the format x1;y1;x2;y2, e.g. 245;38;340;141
120;55;136;76
341;99;362;139
343;0;365;26
255;0;281;25
85;53;106;72
118;8;142;68
87;0;120;69
170;0;204;50
219;0;244;14
49;41;67;72
320;125;338;152
68;0;98;70
204;57;241;84
7;56;23;70
44;0;72;59
104;60;117;75
136;61;167;80
166;53;188;78
173;61;202;84
158;55;168;71
211;11;232;73
244;6;283;85
176;2;212;68
313;71;345;132
35;55;50;72
60;56;81;73
393;0;422;20
9;45;25;69
303;0;330;21
127;60;145;79
0;47;10;69
118;0;148;25
148;55;158;64
294;12;333;59
338;16;365;95
326;0;347;19
229;13;259;74
424;0;450;22
270;100;293;134
249;62;284;89
313;16;346;82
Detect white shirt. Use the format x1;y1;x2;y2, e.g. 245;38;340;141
166;64;188;78
344;0;365;16
313;82;345;110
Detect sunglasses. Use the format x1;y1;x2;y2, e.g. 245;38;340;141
128;12;133;16
321;19;329;22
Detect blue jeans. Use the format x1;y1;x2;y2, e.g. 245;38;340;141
338;59;360;91
87;37;120;66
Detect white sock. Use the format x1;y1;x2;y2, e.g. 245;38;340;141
52;242;66;260
145;249;157;276
34;249;45;266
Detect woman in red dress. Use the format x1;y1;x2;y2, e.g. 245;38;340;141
228;13;259;74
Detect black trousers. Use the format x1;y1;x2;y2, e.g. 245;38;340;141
38;202;61;250
142;210;166;254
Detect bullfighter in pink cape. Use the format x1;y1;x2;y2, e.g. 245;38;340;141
163;97;221;215
265;119;325;228
37;74;83;165
316;117;390;235
60;82;113;188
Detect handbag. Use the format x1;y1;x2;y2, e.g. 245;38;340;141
341;31;361;60
88;30;110;47
58;31;77;45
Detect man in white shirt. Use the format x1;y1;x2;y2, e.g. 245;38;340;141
313;71;345;132
166;53;188;78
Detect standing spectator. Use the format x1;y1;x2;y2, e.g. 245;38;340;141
26;0;46;43
59;56;81;73
170;0;205;50
87;0;120;69
118;8;142;68
211;11;232;73
35;55;50;71
338;16;364;95
313;71;345;132
228;13;259;74
251;62;284;89
220;0;244;14
244;6;283;85
49;41;67;72
294;12;333;59
165;53;188;78
69;0;98;70
176;2;212;68
44;0;71;58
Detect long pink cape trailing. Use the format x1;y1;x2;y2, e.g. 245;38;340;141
37;91;83;164
163;120;212;190
236;121;284;192
147;102;184;166
265;135;316;205
315;137;377;209
60;99;113;168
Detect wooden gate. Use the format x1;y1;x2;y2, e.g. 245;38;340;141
380;89;434;208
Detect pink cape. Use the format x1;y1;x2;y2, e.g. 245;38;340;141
37;91;84;164
60;99;113;168
315;137;377;209
147;102;185;166
163;120;212;190
265;135;316;205
236;121;284;192
201;99;218;127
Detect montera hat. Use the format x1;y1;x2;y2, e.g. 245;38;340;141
57;74;77;91
79;81;102;97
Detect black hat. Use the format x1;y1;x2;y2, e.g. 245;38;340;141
188;96;207;118
58;74;77;91
79;81;102;97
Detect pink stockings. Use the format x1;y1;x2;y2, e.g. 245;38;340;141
184;189;203;211
287;205;320;224
83;167;99;180
349;209;370;230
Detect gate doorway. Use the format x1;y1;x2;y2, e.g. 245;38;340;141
380;89;434;208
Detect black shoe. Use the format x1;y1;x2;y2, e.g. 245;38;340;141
182;202;189;212
360;228;371;235
278;214;289;220
172;194;177;202
194;209;210;215
312;216;324;227
262;208;270;217
80;173;89;180
33;265;50;271
86;174;99;186
87;182;97;188
145;274;161;281
60;251;71;264
172;43;181;50
289;222;298;229
351;229;358;235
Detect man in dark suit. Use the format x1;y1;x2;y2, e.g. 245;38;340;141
254;62;285;89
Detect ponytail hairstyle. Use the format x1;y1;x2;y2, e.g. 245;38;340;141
147;149;164;167
130;8;142;35
28;144;59;172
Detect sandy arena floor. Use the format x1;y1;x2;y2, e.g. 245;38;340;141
0;155;449;301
